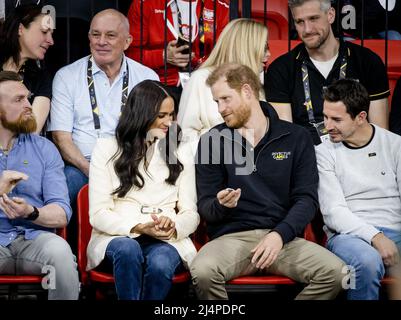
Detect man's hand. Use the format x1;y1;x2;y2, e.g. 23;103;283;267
372;232;400;267
217;188;241;208
251;231;283;269
0;170;28;194
165;39;194;68
0;194;33;220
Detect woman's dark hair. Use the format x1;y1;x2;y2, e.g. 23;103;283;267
0;4;44;67
111;80;184;198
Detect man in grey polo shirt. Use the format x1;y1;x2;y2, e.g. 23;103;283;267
48;9;158;231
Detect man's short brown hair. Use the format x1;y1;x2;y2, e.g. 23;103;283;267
0;71;23;103
206;63;262;100
0;71;22;84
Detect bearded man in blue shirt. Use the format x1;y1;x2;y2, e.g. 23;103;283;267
0;71;79;300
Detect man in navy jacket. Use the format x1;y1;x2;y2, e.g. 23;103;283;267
190;63;346;300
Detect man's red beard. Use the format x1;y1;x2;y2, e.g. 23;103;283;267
1;111;37;134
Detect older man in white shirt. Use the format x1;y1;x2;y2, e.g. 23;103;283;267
48;9;158;249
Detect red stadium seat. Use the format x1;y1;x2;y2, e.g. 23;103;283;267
0;227;67;299
252;11;289;40
388;71;401;108
267;39;301;65
237;0;289;39
351;40;401;73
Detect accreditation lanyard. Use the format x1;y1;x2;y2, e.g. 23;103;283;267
301;54;347;124
87;57;129;130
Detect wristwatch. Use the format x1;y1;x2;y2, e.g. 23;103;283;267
25;206;39;221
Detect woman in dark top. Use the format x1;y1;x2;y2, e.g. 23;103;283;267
0;4;54;133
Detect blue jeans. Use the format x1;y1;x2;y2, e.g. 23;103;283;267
64;165;88;207
104;236;182;300
327;227;401;300
64;165;88;253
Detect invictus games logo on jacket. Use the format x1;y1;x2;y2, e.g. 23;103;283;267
272;152;291;160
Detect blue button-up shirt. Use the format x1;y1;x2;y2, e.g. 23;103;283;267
0;134;72;247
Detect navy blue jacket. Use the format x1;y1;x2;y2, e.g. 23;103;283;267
196;102;318;243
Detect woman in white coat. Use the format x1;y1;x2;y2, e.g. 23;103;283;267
87;80;199;300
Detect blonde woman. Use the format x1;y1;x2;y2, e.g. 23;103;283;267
177;18;270;143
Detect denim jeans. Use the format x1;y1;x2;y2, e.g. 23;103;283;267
104;236;182;300
327;226;401;300
64;165;88;207
64;165;88;253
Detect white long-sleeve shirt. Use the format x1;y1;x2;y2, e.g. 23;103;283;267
177;68;223;141
316;124;401;243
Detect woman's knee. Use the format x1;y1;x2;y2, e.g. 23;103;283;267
106;237;143;263
147;245;181;276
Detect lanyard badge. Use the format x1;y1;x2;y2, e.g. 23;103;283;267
311;121;329;143
301;52;347;143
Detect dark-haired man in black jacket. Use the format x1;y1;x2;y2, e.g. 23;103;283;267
190;62;346;300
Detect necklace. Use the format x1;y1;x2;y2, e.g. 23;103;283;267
0;138;15;155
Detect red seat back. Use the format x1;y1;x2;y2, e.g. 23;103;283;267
252;11;289;40
351;40;401;73
388;71;401;108
267;39;302;65
0;224;68;297
248;0;289;21
77;184;90;285
237;0;289;40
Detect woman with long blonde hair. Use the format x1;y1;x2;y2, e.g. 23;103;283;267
177;18;270;142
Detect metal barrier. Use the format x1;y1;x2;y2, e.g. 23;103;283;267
3;0;399;74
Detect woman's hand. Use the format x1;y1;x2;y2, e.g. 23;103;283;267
146;128;166;145
131;215;176;240
151;214;177;240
